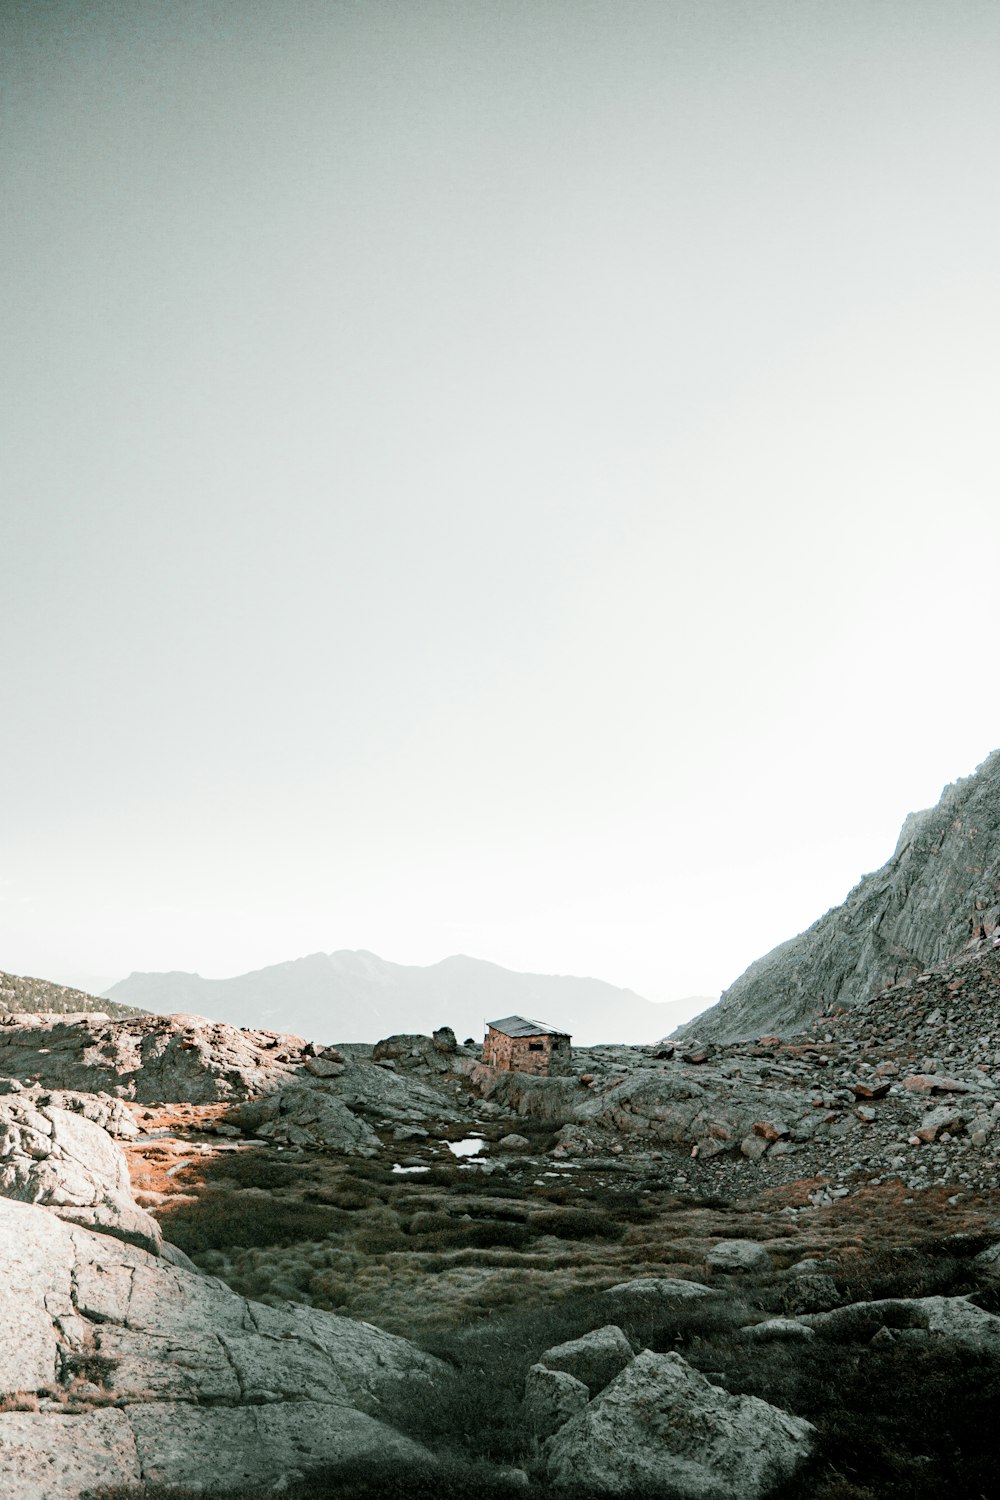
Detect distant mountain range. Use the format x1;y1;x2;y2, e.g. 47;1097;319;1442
103;951;706;1047
678;748;1000;1042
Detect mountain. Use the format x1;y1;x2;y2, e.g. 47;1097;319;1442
678;748;1000;1043
103;951;700;1046
0;969;143;1018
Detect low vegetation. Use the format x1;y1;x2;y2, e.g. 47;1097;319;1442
97;1232;1000;1500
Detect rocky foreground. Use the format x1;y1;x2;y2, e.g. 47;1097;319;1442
1;943;1000;1497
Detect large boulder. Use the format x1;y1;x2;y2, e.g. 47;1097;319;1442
545;1349;815;1498
0;1196;439;1498
0;1097;160;1253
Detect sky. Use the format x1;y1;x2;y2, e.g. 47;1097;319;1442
3;0;1000;1014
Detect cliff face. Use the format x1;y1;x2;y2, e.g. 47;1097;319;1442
682;749;1000;1042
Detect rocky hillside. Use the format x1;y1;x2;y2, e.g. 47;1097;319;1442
680;749;1000;1042
103;949;698;1046
0;969;142;1019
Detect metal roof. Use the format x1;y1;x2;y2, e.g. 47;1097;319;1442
486;1015;570;1039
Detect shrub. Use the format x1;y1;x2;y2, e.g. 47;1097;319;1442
833;1235;992;1306
160;1191;349;1253
62;1351;117;1384
527;1207;623;1241
199;1149;317;1191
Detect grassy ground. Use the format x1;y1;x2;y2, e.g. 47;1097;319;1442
118;1121;1000;1496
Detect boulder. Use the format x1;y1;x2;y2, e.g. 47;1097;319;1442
372;1031;468;1075
903;1074;975;1095
606;1278;713;1304
544;1349;815;1498
304;1055;346;1078
234;1084;381;1154
740;1133;769;1160
783;1272;841;1314
916;1296;1000;1356
914;1104;965;1142
539;1325;634;1395
706;1240;772;1274
498;1133;532;1152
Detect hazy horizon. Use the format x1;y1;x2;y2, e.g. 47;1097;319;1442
4;2;1000;1009
37;948;712;1033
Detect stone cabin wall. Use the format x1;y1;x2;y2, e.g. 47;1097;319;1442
483;1029;573;1077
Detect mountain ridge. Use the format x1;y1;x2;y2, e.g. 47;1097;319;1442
104;950;704;1046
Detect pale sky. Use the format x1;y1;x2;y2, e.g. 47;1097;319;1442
3;1;1000;1013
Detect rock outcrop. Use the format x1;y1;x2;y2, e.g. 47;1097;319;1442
232;1054;466;1152
473;1056;806;1163
0;1095;160;1252
0;1012;310;1102
681;748;1000;1041
0;1196;438;1498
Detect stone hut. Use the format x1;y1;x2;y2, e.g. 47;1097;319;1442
482;1015;572;1077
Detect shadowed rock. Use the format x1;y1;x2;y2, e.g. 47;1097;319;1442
545;1348;815;1498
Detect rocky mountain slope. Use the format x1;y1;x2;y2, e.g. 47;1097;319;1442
104;949;699;1046
680;749;1000;1042
0;970;141;1019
